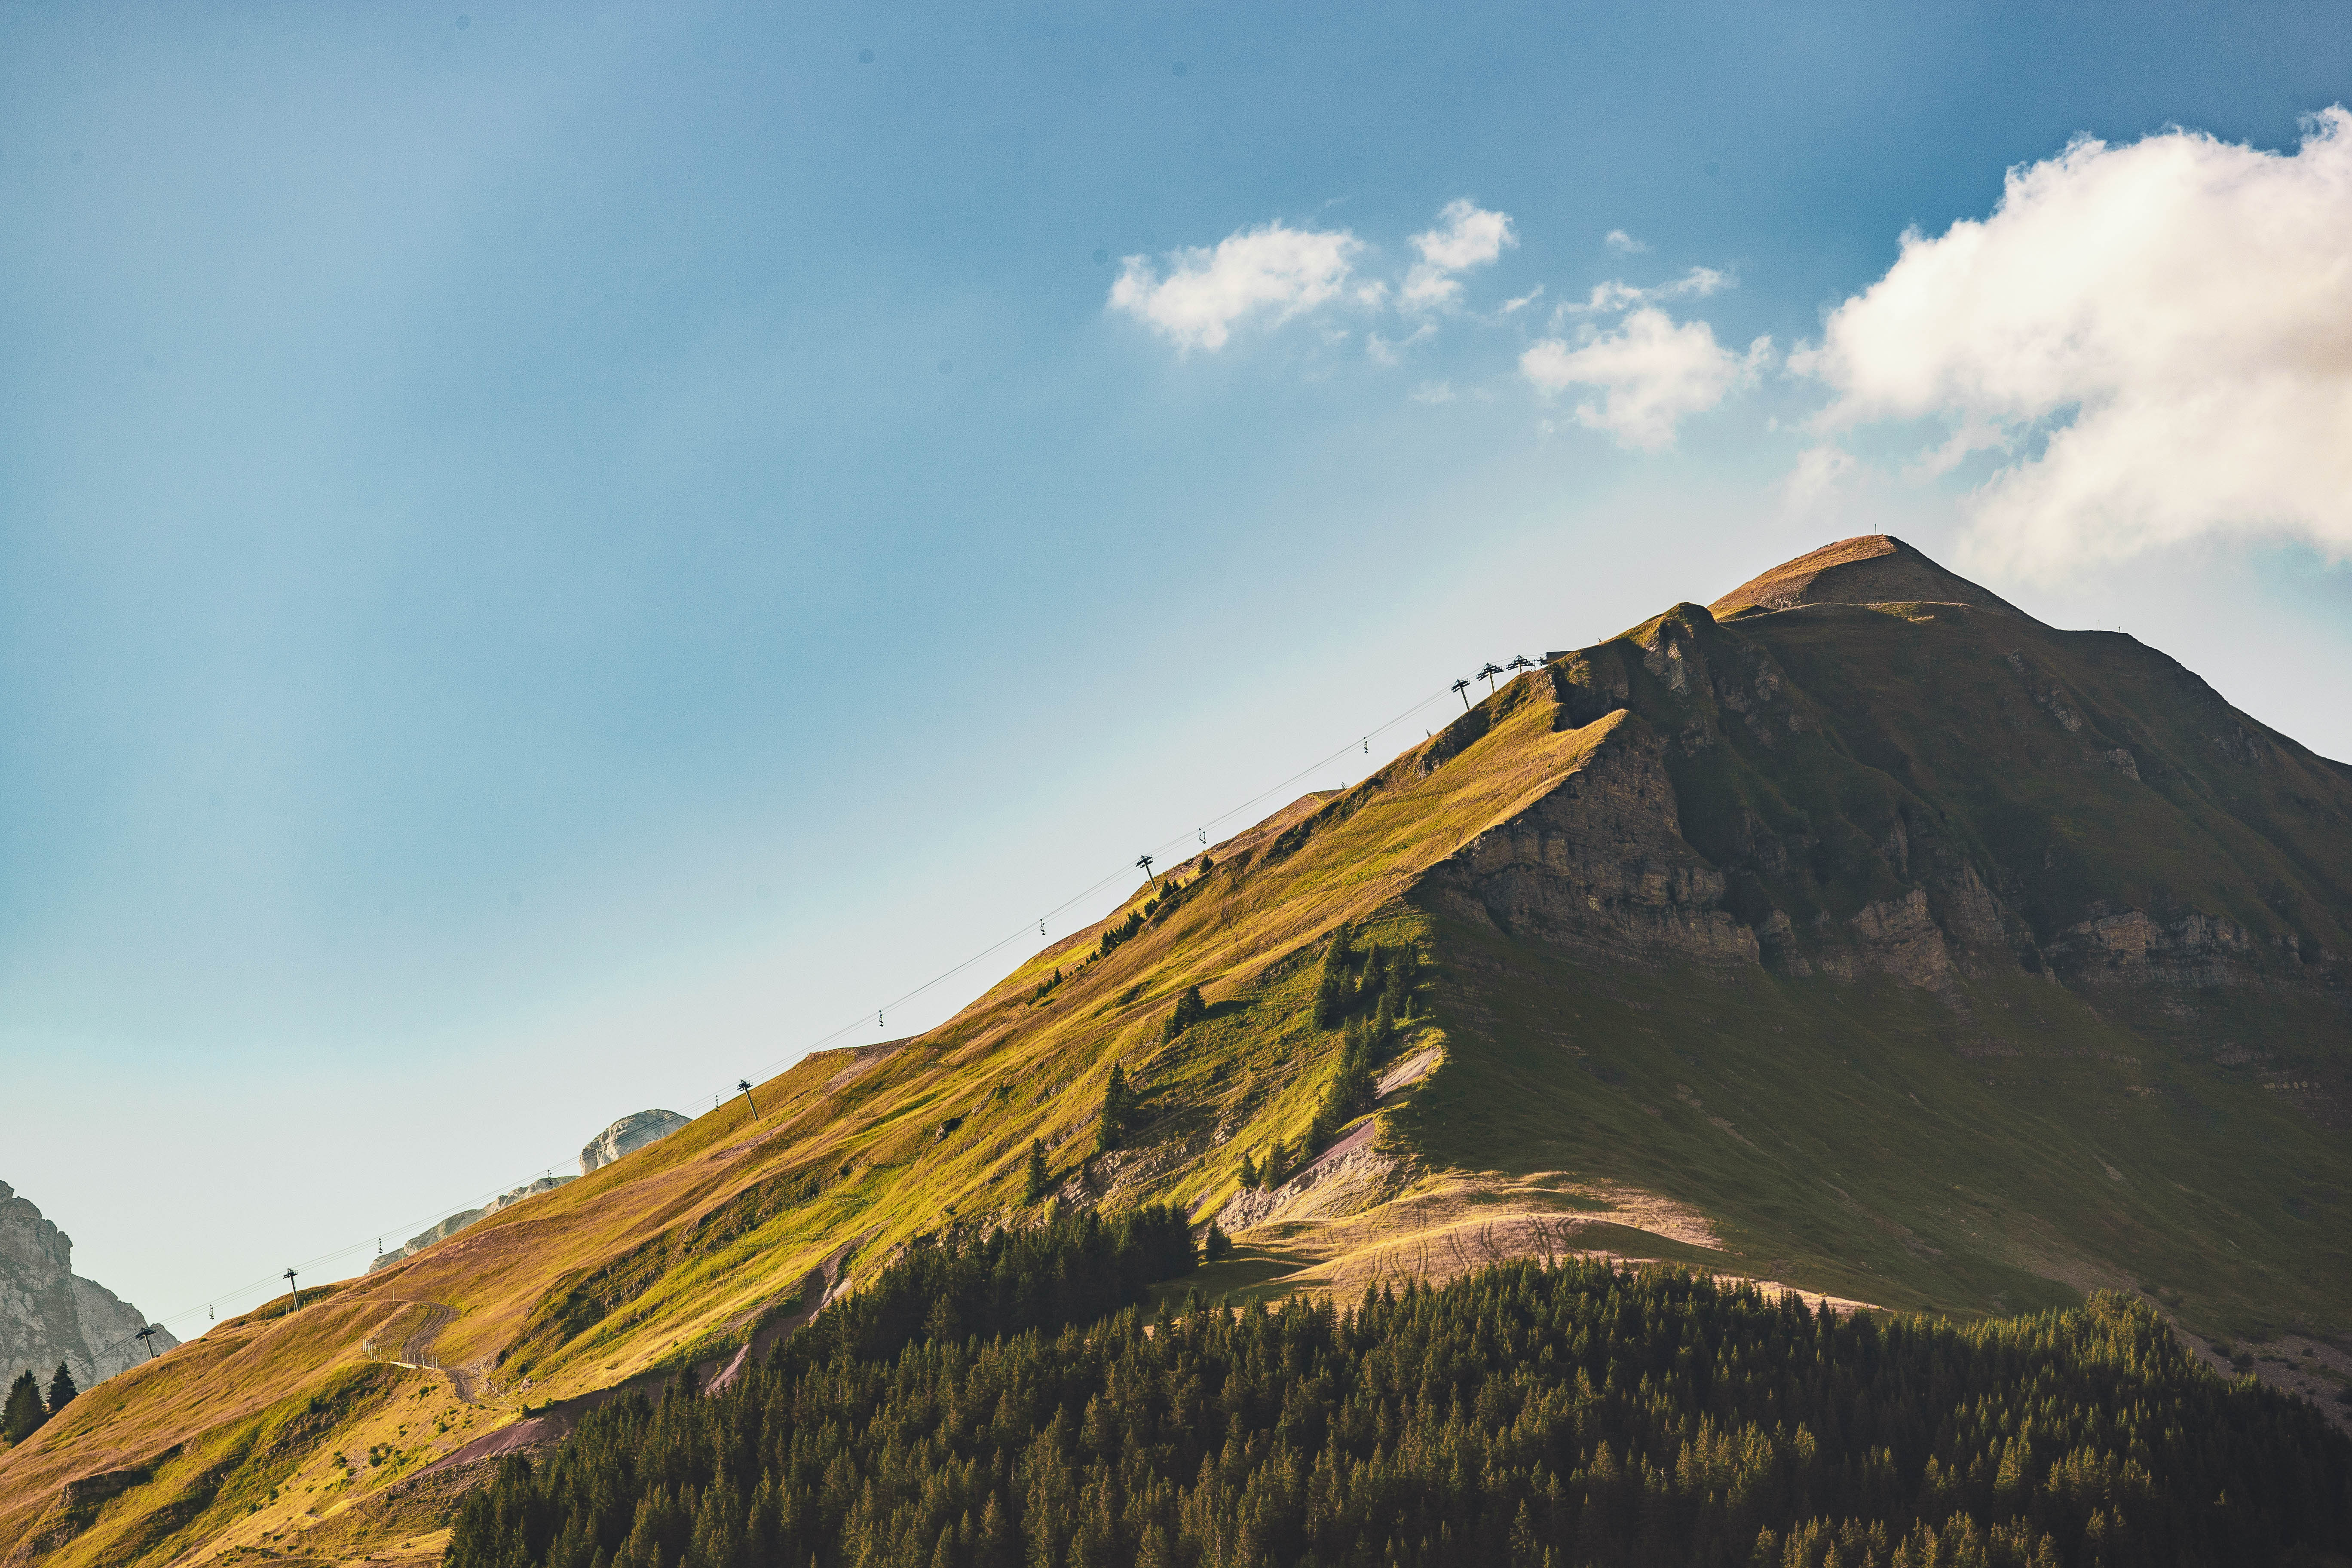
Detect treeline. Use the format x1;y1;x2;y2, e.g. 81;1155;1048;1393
787;1206;1196;1371
448;1256;2351;1568
2;1363;77;1445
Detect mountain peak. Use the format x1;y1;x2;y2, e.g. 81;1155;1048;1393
1709;534;2034;622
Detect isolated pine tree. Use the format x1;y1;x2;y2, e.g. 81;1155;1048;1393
44;1363;76;1415
1095;1064;1131;1154
1312;929;1353;1029
1237;1152;1259;1189
1164;985;1207;1041
1382;944;1416;1020
1023;1139;1050;1204
3;1369;43;1443
1204;1222;1232;1262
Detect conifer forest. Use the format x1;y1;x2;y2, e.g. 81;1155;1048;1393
448;1220;2352;1568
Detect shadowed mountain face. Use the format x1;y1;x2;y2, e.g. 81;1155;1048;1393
5;537;2348;1565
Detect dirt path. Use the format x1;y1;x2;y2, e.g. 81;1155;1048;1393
363;1300;473;1400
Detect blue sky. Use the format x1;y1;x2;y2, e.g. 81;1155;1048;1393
4;1;2348;1332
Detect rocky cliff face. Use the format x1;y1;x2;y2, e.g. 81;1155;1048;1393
579;1109;690;1174
1344;537;2352;1179
0;1181;175;1388
1421;715;1760;967
1486;564;2352;1021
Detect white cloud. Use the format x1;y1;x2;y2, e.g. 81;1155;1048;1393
1604;229;1649;254
1798;108;2352;573
1411;380;1457;405
1109;222;1362;351
1499;285;1545;315
1403;199;1516;307
1521;308;1772;450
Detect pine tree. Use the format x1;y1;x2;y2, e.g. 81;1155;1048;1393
1237;1152;1259;1189
1263;1138;1288;1187
44;1363;76;1415
3;1370;44;1444
1024;1139;1051;1204
1095;1064;1132;1154
1204;1223;1232;1262
1312;928;1352;1029
1164;985;1207;1041
1382;944;1416;1020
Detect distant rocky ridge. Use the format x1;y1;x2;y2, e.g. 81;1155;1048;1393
364;1109;689;1274
367;1175;575;1274
579;1109;690;1173
0;1179;177;1388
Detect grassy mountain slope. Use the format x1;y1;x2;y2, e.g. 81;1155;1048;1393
3;535;2347;1565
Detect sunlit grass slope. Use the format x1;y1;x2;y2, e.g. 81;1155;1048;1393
0;666;1654;1565
5;538;2348;1564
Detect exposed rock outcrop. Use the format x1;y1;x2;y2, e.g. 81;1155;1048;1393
0;1180;176;1388
579;1109;690;1174
1421;717;1759;967
1415;548;2350;1012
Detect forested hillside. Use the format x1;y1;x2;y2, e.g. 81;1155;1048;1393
449;1232;2352;1568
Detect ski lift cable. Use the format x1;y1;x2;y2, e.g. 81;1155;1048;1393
725;682;1457;1092
95;1156;628;1350
129;679;1479;1352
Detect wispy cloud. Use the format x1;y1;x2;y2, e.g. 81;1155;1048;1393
1367;324;1436;365
1604;229;1649;254
1557;267;1730;318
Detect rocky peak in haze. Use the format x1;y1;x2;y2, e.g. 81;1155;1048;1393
0;1180;176;1390
579;1109;690;1174
367;1173;576;1274
364;1109;690;1275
